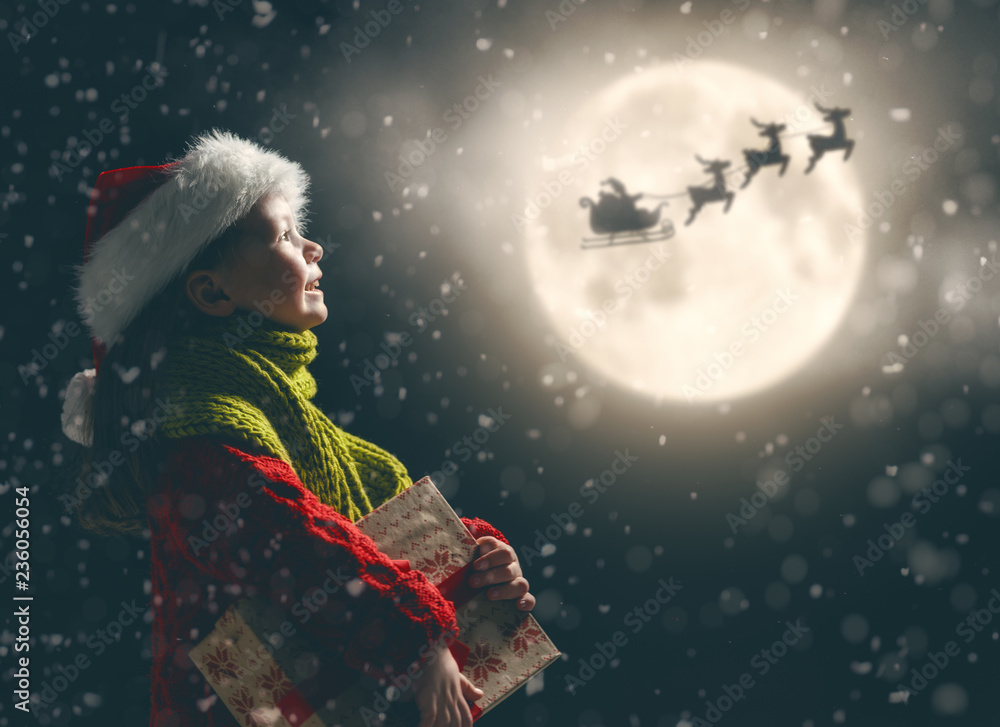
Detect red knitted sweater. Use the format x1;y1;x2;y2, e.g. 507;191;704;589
147;435;509;727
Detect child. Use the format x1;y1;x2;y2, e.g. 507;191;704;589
61;129;535;727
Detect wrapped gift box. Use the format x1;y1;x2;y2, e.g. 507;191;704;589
189;476;561;726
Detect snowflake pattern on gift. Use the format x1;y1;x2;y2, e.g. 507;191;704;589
465;640;507;685
414;549;458;582
203;641;245;685
508;621;547;659
229;686;257;725
256;661;294;702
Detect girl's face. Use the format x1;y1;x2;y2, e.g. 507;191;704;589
188;191;328;332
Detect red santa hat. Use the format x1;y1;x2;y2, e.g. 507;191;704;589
61;128;311;446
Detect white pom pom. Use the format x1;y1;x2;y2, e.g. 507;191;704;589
62;368;97;446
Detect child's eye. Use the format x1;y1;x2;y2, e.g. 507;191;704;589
280;231;291;241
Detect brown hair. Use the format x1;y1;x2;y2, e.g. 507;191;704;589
62;221;247;538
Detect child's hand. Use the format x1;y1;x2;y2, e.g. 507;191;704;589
412;641;482;727
467;536;536;611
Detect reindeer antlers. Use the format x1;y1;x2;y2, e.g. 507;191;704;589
814;102;851;117
695;153;726;167
694;153;731;170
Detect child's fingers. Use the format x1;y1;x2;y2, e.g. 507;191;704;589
474;536;505;554
516;592;536;611
468;562;521;588
457;697;474;727
442;704;457;727
483;576;531;602
460;673;484;702
458;675;480;727
417;694;436;727
471;537;514;573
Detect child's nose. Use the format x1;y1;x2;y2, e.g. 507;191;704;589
305;238;323;263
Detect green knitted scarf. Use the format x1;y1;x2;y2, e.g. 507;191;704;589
157;314;412;522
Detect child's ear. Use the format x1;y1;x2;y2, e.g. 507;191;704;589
185;270;234;316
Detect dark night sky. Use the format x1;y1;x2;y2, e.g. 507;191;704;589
2;0;1000;726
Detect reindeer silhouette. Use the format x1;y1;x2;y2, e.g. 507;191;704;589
741;118;790;189
805;103;854;174
686;155;735;226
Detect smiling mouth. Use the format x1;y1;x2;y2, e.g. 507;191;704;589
305;279;322;293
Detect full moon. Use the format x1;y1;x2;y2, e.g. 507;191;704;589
522;60;866;404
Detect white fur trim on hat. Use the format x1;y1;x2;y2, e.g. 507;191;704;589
69;128;311;352
62;368;97;446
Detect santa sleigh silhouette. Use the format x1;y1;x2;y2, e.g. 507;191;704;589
578;178;675;249
577;106;855;250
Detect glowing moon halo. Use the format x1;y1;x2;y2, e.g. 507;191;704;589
523;61;866;404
